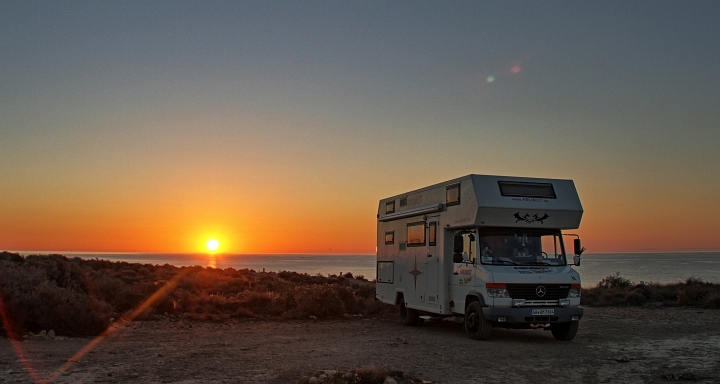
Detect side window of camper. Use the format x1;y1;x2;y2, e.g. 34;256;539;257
386;201;395;214
428;222;437;246
446;184;460;206
385;231;394;245
407;222;426;246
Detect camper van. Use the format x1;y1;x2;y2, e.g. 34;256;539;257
375;174;585;341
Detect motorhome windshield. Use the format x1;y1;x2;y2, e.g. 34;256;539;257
479;230;566;266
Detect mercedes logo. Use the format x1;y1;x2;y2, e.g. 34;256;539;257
535;286;547;297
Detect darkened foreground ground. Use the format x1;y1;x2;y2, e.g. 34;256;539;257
1;307;719;383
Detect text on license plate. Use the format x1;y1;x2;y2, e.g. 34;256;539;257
531;309;555;315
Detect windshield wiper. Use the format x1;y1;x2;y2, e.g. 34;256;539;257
490;257;518;265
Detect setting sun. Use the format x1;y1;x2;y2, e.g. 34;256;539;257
206;239;220;252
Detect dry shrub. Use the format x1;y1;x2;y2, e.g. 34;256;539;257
0;252;412;336
582;274;720;308
288;285;346;319
597;273;633;289
0;257;111;336
237;290;284;317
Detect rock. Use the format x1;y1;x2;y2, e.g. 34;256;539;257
36;330;46;337
308;377;318;384
344;371;353;379
109;318;115;323
318;374;327;381
384;377;398;384
309;315;317;320
421;381;433;384
615;356;630;362
343;314;353;320
662;372;700;381
47;330;55;338
296;378;310;384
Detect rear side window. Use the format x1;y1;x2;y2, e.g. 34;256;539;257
446;184;460;206
407;222;426;246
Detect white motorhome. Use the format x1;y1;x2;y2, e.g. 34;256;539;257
376;174;585;341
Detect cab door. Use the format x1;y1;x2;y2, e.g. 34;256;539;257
450;231;478;311
425;218;440;306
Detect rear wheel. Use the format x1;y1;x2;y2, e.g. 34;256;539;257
464;301;492;340
551;321;579;341
399;297;418;326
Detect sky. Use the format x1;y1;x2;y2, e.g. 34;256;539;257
1;1;719;254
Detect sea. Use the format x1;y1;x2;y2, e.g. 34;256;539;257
16;251;720;286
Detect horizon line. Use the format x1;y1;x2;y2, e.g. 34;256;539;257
5;249;720;256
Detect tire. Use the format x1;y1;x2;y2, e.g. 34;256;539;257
464;301;492;340
399;297;418;326
551;321;579;341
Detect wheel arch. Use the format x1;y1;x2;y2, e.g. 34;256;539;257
394;290;405;305
465;291;487;311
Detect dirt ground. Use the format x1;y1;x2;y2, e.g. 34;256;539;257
1;307;719;384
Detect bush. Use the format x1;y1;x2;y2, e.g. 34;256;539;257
0;253;392;337
581;275;720;308
597;273;633;289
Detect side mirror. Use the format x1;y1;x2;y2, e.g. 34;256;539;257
573;239;582;255
453;235;464;254
453;253;464;263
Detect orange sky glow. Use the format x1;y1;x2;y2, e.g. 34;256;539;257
2;3;719;255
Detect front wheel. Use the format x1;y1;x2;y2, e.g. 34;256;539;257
551;321;579;341
464;301;492;340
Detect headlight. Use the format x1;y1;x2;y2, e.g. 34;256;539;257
568;284;581;298
486;283;509;298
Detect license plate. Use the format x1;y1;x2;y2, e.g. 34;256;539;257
531;309;555;315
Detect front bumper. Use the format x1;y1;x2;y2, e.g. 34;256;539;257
482;306;583;323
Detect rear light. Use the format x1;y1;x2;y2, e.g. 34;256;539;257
568;284;581;298
486;283;510;298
